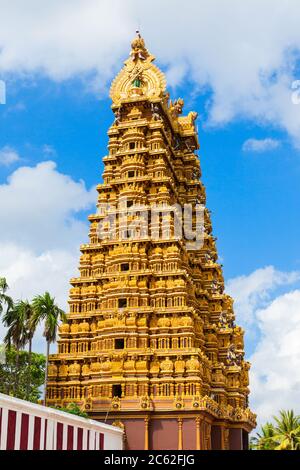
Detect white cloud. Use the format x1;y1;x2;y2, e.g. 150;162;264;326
227;267;300;427
250;290;300;425
0;243;77;309
242;138;281;153
1;1;300;144
0;160;96;351
0;243;77;353
0;146;20;166
227;266;300;325
0;160;96;252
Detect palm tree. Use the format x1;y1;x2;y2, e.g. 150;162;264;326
271;410;300;450
0;277;13;316
16;301;36;399
31;292;66;405
250;422;277;450
2;300;30;395
251;410;300;450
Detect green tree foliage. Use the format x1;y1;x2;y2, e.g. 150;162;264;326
54;403;89;419
0;346;46;402
0;278;66;405
0;277;13;315
31;292;66;404
272;410;300;450
251;410;300;450
2;300;37;398
250;422;277;450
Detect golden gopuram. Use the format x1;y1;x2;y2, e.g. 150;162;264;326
47;33;256;450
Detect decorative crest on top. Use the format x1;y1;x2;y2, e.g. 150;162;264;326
109;32;166;106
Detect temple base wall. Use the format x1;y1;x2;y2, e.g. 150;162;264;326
97;413;249;450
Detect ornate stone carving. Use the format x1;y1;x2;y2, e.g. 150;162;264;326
160;356;173;374
48;362;58;377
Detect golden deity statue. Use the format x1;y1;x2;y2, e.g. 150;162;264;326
47;32;255;450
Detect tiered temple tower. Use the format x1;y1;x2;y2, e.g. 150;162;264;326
47;33;256;450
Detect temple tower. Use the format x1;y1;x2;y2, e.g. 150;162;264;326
47;33;256;450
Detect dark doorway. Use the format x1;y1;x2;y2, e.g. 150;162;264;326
118;298;127;308
115;338;125;349
112;384;122;398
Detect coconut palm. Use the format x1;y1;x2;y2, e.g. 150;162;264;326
31;292;66;405
0;277;13;316
251;410;300;450
250;422;277;450
2;300;30;394
16;301;36;399
271;410;300;450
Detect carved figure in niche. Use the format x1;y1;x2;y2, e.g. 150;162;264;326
58;361;68;377
48;362;58;376
219;310;229;328
160;356;173;373
82;363;91;375
175;356;185;373
59;323;70;334
150;357;160;374
186;356;200;372
114;108;121;125
70;321;79;334
151;103;161;121
227;344;243;366
68;361;81;375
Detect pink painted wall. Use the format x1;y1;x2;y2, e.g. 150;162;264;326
229;428;242;450
211;425;222;450
149;419;178;450
123;419;145;450
183;419;196;450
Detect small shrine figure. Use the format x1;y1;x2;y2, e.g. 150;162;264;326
211;280;222;294
58;361;68;377
59;323;70;334
150;357;160;375
227;344;243;366
186;356;200;372
131;72;143;88
48;362;58;377
227;311;235;329
82;362;91;376
219;310;228;328
114;108;121;126
130;31;149;61
151;103;161;121
175;356;185;374
70;321;79;334
160;356;173;373
204;251;213;264
169;98;184;118
69;361;81;376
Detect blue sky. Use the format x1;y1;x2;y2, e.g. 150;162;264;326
1;0;300;425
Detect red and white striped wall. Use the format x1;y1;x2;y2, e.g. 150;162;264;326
0;393;123;450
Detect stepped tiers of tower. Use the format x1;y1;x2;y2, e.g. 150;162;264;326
47;33;256;450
